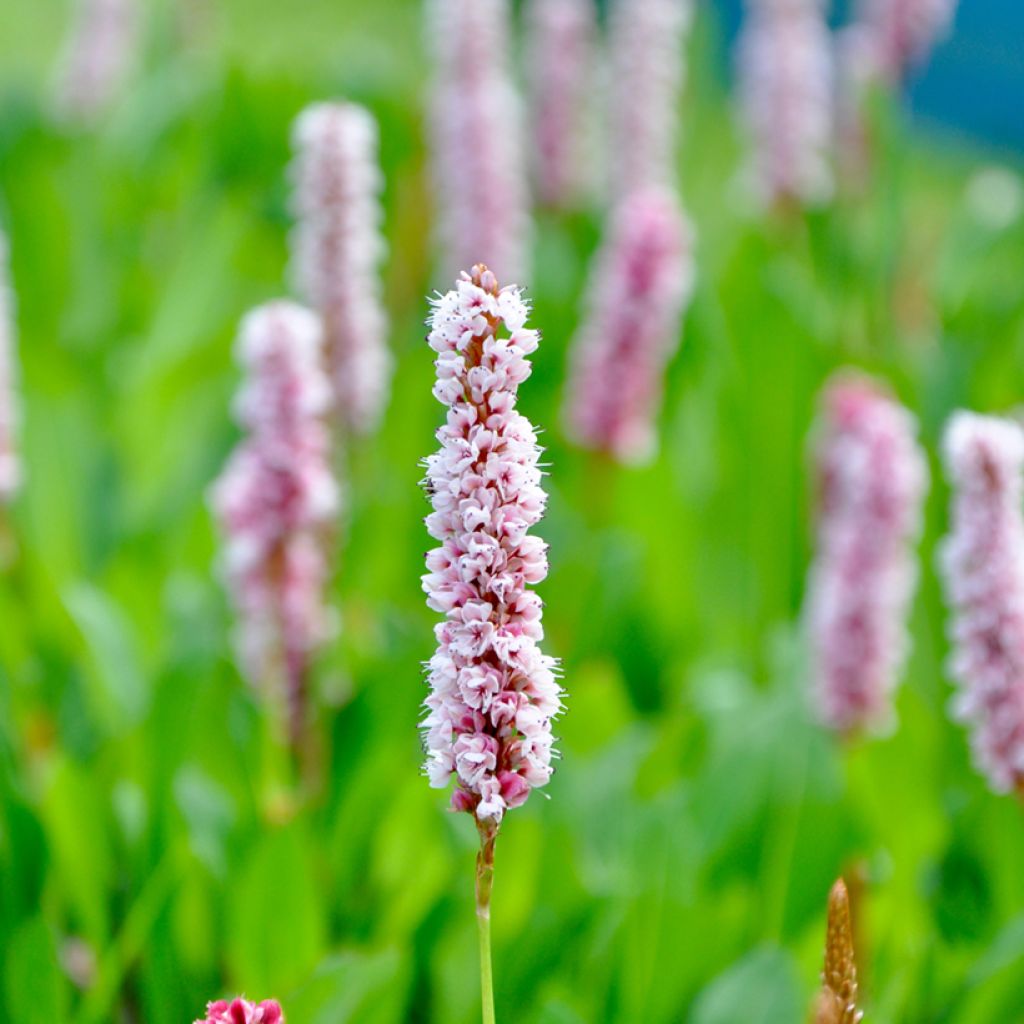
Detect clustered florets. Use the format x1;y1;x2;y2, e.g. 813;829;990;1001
564;186;695;464
427;0;529;282
211;302;339;736
290;101;391;435
737;0;834;208
0;233;20;503
608;0;693;196
856;0;959;81
939;412;1024;794
526;0;597;210
55;0;139;123
196;998;284;1024
421;266;561;823
805;375;929;734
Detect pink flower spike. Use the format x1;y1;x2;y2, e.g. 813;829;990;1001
422;265;562;824
290;101;392;435
526;0;598;210
0;233;20;503
427;0;530;282
939;412;1024;795
211;302;340;741
563;186;695;464
54;0;140;124
805;374;929;735
608;0;694;196
855;0;959;82
737;0;835;209
196;997;284;1024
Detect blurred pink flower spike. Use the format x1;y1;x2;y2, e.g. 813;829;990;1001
196;997;284;1024
563;186;696;464
0;233;21;503
54;0;140;124
737;0;835;210
526;0;599;210
608;0;694;196
805;374;929;735
211;302;340;742
940;412;1024;796
421;265;563;826
856;0;960;83
290;101;392;435
427;0;530;282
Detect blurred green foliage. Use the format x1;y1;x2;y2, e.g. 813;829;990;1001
2;1;1024;1022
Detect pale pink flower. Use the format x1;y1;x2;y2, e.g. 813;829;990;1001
855;0;959;81
0;234;20;503
422;265;562;823
427;0;530;282
526;0;598;210
290;101;391;435
737;0;835;209
805;375;928;734
196;998;284;1024
939;412;1024;794
55;0;140;123
211;302;339;739
608;0;693;196
563;187;695;464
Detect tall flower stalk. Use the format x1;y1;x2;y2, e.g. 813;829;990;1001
563;186;695;464
54;0;140;124
427;0;530;281
212;302;340;745
608;0;693;196
737;0;834;210
939;412;1024;796
196;998;283;1024
421;266;562;1022
0;232;20;506
290;101;391;435
804;374;928;735
526;0;598;210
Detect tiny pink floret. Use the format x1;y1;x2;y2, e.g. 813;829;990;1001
422;265;562;823
290;101;391;435
856;0;959;81
940;412;1024;795
805;374;928;734
196;997;284;1024
563;187;695;464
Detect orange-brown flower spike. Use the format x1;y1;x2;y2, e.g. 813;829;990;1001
818;879;863;1024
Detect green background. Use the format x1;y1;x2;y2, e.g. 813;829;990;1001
2;1;1024;1021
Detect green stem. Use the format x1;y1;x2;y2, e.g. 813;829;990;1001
476;819;498;1024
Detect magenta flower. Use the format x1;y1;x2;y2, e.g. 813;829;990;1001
195;998;283;1024
563;187;695;464
526;0;598;210
805;375;928;734
737;0;834;209
54;0;140;123
427;0;530;282
0;233;20;503
855;0;959;81
608;0;693;196
290;101;391;435
211;302;340;740
939;412;1024;795
421;265;562;825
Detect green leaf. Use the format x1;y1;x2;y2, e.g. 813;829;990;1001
3;916;69;1023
